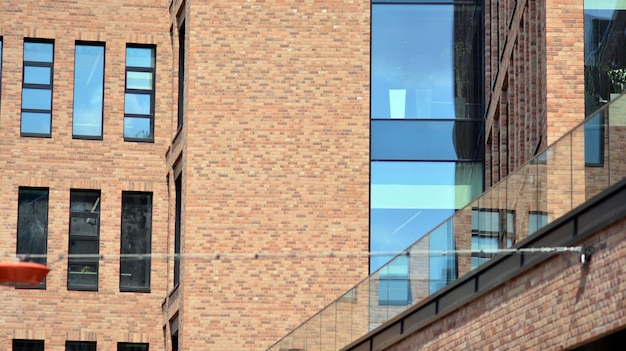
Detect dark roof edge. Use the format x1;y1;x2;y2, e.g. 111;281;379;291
344;176;626;351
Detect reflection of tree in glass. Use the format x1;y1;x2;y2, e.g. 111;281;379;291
17;191;48;265
121;194;151;288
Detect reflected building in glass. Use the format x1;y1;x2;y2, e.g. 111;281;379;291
370;0;484;275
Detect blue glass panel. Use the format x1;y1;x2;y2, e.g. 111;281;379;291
22;88;52;109
371;120;482;160
124;117;152;139
429;221;456;293
371;4;482;119
73;45;104;137
124;93;151;115
24;66;51;85
584;112;603;165
127;71;153;90
24;42;53;62
370;161;481;272
21;112;51;134
126;47;154;68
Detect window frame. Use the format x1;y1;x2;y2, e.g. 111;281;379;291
67;189;101;291
21;38;54;138
16;187;50;289
124;44;156;142
66;341;96;351
120;191;153;292
72;41;106;140
118;342;149;351
13;339;44;351
177;20;186;130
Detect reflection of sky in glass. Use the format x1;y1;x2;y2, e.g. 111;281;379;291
21;112;51;134
22;89;52;109
24;66;51;85
73;45;104;137
124;117;151;139
125;93;151;114
24;42;53;62
126;47;155;68
372;4;454;118
127;72;153;90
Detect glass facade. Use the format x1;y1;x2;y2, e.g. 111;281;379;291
584;0;626;115
370;0;484;272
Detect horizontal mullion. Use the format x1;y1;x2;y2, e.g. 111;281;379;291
125;88;153;94
124;113;153;119
22;108;52;113
126;66;154;73
22;83;52;89
24;61;53;67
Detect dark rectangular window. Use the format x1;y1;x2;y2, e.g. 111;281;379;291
177;21;185;130
13;339;44;351
1;38;3;105
174;175;182;287
124;45;155;142
73;42;105;139
17;187;49;289
66;341;96;351
120;192;152;292
21;39;54;137
584;111;604;167
118;342;149;351
68;190;100;291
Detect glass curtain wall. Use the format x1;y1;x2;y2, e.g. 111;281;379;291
584;0;626;115
370;0;484;273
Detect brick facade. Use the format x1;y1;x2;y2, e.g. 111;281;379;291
2;0;371;350
0;0;171;350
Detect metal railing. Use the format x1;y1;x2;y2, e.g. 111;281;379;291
266;92;626;351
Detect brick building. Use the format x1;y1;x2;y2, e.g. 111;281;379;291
1;1;625;351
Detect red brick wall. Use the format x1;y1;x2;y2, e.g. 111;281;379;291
161;0;371;350
384;217;626;351
0;0;172;349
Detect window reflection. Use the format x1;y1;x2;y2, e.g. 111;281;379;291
584;5;626;115
73;43;105;138
371;4;482;120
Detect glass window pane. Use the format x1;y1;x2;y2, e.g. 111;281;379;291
127;71;153;90
24;66;51;85
120;192;152;290
70;217;99;237
124;93;151;115
13;340;44;351
69;238;98;254
124;117;152;139
371;4;482;119
73;44;104;137
67;263;98;287
70;191;100;213
371;120;482;160
584;112;604;165
118;343;149;351
66;341;96;351
126;47;154;68
22;88;52;110
21;112;51;135
17;188;49;266
24;42;53;62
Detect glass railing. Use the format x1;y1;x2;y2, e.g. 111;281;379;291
266;92;626;351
